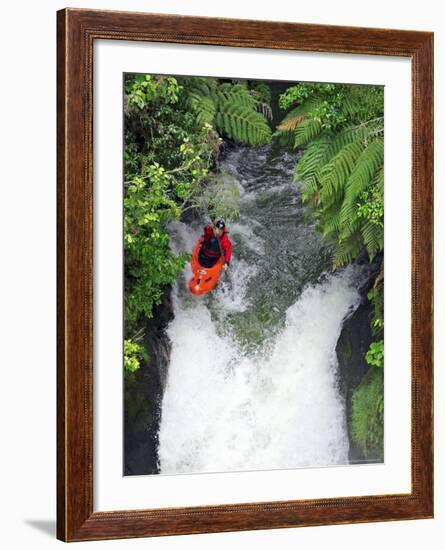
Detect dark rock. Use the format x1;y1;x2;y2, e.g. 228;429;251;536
124;287;174;476
336;255;383;463
217;138;237;163
336;296;374;463
145;288;174;391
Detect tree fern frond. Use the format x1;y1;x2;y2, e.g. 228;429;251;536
280;83;384;268
185;90;203;110
295;137;331;182
197;95;217;124
293;117;323;148
190;77;217;96
346;138;384;201
185;80;271;146
231;82;249;93
278;113;306;132
361;220;384;260
215;103;271;145
256;101;273;121
319;141;365;208
219;82;234;93
320;208;343;238
275;98;321;134
333;234;363;268
337;200;360;239
276;105;307;134
186;91;216;125
218;91;257;110
338;138;384;234
327;120;383;155
340;93;364;120
300;175;320;203
372;164;384;194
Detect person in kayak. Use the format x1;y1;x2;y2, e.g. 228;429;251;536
198;219;232;270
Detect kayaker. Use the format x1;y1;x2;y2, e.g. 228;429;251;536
198;219;232;270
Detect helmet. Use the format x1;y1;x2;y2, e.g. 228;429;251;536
215;218;226;230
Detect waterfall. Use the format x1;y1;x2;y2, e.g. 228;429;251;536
158;264;361;474
157;144;364;475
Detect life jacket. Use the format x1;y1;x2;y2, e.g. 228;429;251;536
200;225;232;264
200;236;221;258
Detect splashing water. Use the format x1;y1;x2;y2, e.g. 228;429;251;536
157;145;365;475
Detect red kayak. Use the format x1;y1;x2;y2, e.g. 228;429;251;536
188;239;225;296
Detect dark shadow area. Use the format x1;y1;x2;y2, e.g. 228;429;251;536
124;289;173;476
24;519;56;538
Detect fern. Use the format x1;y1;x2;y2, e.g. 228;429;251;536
191;77;218;96
338;139;384;239
340;93;364;119
218;90;257;110
320;207;343;238
278;84;384;266
333;233;363;267
185;78;272;146
256;101;273;121
215;104;271;145
346;137;384;206
320;137;383;264
276;98;320;133
293;117;323;148
295;120;382;190
319;141;365;208
186;92;216;125
361;220;383;260
278;113;306;132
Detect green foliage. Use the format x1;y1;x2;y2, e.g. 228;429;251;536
277;82;384;267
215;104;271;145
351;367;384;461
366;340;384;368
184;78;272;146
123;336;156;424
124;339;148;374
250;81;272;104
249;81;273;121
124;74;222;334
124;163;189;331
367;283;384;337
193;173;241;221
279;83;383;131
125;74;182;109
279;83;354;134
352;275;384;460
293;117;324;148
279;83;340;110
366;281;384;369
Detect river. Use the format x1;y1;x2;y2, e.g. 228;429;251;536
157;144;368;475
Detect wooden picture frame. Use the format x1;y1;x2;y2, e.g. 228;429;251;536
57;8;434;542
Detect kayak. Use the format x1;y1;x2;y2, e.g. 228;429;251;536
188;240;225;296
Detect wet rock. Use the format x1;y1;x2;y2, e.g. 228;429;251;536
336;256;382;463
124;287;174;476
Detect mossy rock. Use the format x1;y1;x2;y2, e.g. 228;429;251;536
350;366;384;462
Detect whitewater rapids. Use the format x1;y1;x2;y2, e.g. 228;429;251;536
157;145;364;475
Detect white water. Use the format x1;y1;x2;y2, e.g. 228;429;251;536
158;256;361;474
157;146;364;475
